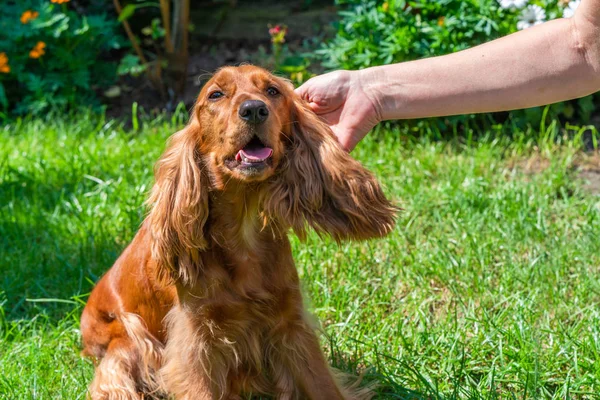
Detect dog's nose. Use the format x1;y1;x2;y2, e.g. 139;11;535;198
238;100;269;124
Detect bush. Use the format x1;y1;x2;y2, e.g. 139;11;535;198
317;0;594;127
0;0;124;116
319;0;565;69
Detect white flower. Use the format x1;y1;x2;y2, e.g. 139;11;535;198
517;5;546;30
563;0;581;18
498;0;528;10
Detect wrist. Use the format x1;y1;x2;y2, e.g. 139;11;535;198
357;65;410;122
354;68;386;124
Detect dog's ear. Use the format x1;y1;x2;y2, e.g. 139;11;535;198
146;123;209;285
263;97;398;241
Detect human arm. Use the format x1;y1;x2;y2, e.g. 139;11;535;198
296;0;600;151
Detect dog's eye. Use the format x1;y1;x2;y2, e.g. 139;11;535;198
208;91;224;100
266;87;279;96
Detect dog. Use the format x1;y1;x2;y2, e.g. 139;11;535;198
80;65;397;399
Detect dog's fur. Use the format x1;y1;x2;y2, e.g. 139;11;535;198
80;65;397;399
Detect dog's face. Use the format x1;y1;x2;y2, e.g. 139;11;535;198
195;65;294;183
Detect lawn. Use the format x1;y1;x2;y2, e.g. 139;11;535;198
1;113;600;399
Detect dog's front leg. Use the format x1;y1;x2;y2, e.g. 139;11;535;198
160;306;217;400
270;319;351;400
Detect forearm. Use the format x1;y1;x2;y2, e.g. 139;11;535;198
362;16;600;120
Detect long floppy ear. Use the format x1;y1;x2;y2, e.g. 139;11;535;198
264;97;398;241
145;123;209;285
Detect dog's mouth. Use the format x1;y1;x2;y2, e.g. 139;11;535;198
225;135;273;174
235;136;273;164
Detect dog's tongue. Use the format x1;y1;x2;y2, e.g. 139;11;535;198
236;147;273;162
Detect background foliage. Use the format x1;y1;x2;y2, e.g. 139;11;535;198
319;0;561;68
0;1;123;116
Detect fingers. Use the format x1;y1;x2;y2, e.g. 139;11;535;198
295;81;321;113
296;70;353;115
294;79;313;102
295;75;342;114
294;82;307;98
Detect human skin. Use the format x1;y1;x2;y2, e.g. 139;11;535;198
296;0;600;151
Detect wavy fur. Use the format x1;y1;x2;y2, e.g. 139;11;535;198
263;97;398;241
146;123;209;286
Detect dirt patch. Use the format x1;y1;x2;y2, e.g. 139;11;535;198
509;154;551;175
574;153;600;195
578;170;600;195
510;152;600;196
104;0;336;119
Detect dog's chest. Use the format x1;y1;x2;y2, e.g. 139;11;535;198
171;244;302;393
189;255;292;328
189;282;289;374
179;240;300;370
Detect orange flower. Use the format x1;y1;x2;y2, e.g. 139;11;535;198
50;0;70;3
29;42;46;59
21;10;39;24
437;16;446;27
0;53;10;73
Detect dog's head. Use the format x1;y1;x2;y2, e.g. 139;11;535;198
147;65;397;284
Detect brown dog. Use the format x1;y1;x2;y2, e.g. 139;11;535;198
80;65;397;399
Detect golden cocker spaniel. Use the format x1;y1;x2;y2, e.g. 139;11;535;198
80;65;397;400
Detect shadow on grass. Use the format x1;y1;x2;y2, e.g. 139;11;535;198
0;172;133;321
0;217;123;320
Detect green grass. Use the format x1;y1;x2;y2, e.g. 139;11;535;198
1;113;600;399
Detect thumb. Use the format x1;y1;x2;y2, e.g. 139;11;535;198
329;126;356;153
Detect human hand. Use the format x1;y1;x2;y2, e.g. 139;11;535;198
295;70;381;152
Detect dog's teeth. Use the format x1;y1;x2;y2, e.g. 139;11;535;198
241;156;262;164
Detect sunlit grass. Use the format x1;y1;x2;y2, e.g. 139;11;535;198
1;112;599;399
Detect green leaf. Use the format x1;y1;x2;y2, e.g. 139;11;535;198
118;2;159;22
117;54;146;77
118;4;136;22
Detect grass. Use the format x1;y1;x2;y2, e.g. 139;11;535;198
1;111;600;399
